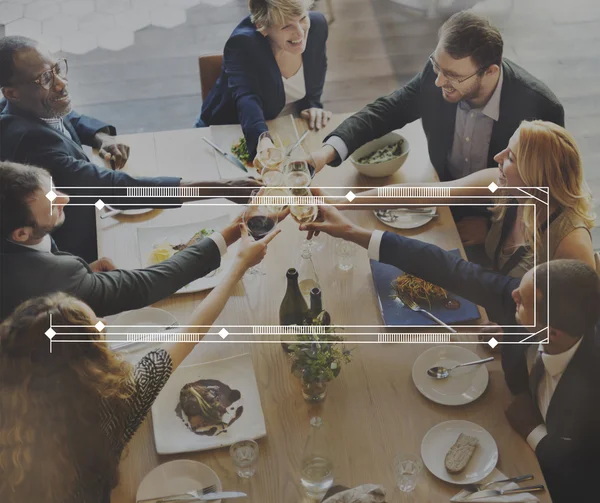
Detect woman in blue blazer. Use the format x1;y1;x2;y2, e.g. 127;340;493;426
197;0;330;159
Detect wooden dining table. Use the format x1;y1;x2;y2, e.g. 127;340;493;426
95;115;549;503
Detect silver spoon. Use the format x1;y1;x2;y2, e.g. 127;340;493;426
427;356;494;379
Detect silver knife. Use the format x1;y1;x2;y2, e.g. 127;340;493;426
139;491;246;503
202;137;248;173
286;130;309;157
463;484;545;500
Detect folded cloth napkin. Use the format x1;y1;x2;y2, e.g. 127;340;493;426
451;469;539;503
322;484;386;503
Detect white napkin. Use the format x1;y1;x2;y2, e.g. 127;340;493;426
451;469;539;502
323;484;386;503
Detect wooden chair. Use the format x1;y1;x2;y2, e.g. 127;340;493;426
198;54;223;101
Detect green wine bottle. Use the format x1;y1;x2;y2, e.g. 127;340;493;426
280;268;309;352
305;287;331;326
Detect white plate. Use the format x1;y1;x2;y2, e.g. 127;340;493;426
136;460;222;503
421;420;498;485
105;204;155;216
151;353;267;454
373;208;436;229
137;214;235;294
412;346;489;406
106;307;179;350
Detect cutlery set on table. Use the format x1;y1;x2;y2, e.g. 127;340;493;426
138;485;245;503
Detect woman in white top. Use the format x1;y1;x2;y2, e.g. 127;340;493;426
198;0;332;160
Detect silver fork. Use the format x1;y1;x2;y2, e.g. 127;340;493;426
149;484;217;503
464;474;534;493
397;292;457;333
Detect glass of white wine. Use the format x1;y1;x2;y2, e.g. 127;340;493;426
289;187;319;256
256;132;285;187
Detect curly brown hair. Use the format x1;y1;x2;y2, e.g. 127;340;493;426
0;293;134;503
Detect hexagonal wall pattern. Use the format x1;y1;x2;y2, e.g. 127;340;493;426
0;0;235;54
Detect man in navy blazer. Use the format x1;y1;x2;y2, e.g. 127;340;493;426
300;204;600;503
0;36;260;262
198;10;328;159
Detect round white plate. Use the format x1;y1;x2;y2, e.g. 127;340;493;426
421;420;498;485
373;208;436;229
412;346;489;406
136;460;222;502
105;204;155;216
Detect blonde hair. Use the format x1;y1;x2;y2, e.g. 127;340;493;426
249;0;314;28
0;294;134;503
494;120;595;258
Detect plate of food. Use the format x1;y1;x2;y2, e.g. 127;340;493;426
104;204;156;216
106;307;179;350
136;459;222;503
373;207;437;230
421;420;498;485
412;346;489;406
151;353;266;454
137;215;234;294
370;255;481;326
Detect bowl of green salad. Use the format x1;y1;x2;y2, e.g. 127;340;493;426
349;132;410;178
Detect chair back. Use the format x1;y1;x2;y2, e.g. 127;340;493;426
198;54;223;101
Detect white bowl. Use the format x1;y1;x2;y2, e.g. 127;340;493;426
349;132;410;178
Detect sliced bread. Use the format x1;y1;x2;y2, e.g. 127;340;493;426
444;433;479;473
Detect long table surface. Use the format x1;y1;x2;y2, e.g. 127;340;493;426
95;115;549;503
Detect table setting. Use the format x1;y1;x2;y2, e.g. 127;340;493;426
93;115;549;503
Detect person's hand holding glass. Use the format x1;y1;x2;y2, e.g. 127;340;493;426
242;188;282;275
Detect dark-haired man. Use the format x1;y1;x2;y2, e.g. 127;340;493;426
309;11;564;182
0;161;244;320
0;36;260;262
299;204;600;502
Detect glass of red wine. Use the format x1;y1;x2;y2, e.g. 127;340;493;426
243;189;279;275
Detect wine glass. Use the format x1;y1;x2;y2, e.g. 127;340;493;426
242;189;279;275
284;161;324;253
256;132;285;186
289;187;319;257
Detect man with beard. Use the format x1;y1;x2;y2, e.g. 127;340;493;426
0;36;261;263
307;11;564;183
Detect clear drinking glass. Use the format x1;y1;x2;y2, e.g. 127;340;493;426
289;187;319;257
230;439;259;478
394;453;423;493
335;240;356;271
243;189;279;275
256;132;285;186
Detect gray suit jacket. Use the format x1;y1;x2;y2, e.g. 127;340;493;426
0;237;221;320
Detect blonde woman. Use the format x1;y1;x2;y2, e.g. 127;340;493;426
331;120;595;277
0;226;279;503
197;0;331;159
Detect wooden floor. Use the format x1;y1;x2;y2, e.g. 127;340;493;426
5;0;599;243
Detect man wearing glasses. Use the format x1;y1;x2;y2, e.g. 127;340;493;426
308;11;564;183
0;36;260;262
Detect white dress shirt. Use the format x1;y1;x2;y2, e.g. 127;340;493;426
525;338;583;450
278;65;306;118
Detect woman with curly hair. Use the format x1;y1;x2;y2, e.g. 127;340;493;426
328;120;595;277
0;225;279;503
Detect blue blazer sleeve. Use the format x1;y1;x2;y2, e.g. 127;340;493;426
297;11;328;112
378;231;521;324
66;110;116;146
224;35;270;159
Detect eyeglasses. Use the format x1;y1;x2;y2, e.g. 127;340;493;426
429;54;484;85
32;59;68;90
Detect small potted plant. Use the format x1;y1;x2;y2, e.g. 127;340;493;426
288;313;352;403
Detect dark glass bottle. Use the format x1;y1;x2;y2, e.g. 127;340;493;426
280;268;308;352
